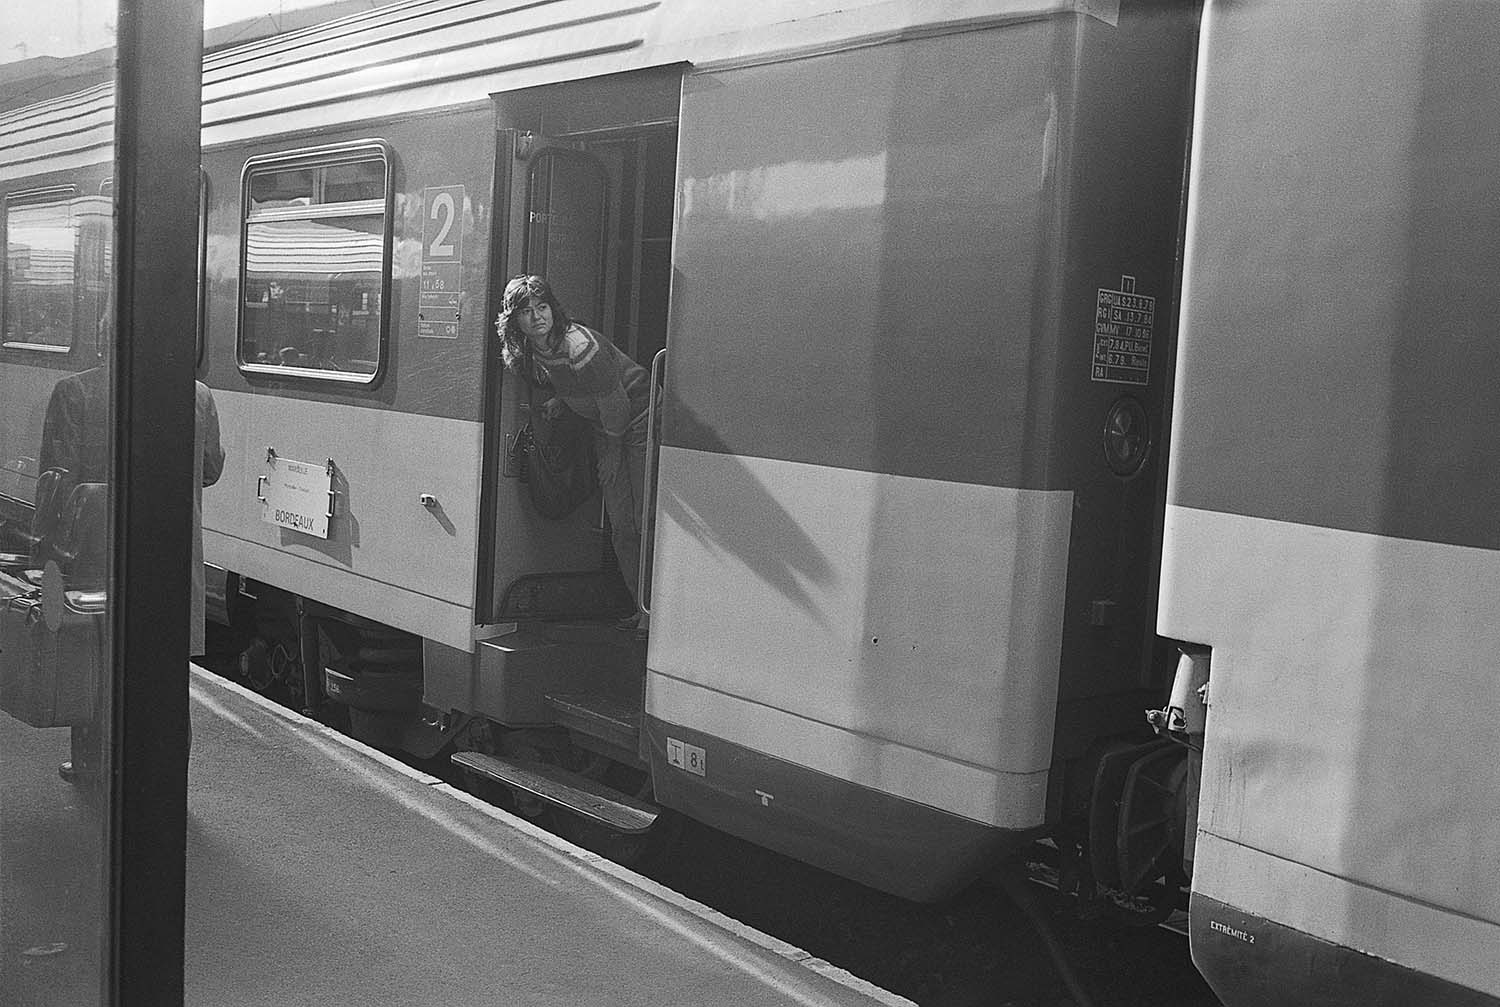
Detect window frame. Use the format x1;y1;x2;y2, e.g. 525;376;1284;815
195;170;208;371
2;184;82;354
236;139;394;385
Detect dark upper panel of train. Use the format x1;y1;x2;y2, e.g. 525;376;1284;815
1171;5;1500;552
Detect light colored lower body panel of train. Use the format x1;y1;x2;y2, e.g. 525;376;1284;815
1161;504;1500;1005
202;389;484;651
644;444;1074;900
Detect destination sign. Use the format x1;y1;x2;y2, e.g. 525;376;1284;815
260;455;333;539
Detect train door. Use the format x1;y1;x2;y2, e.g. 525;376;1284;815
475;130;621;626
478;79;680;625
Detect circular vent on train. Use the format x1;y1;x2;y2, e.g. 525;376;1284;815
1103;396;1150;476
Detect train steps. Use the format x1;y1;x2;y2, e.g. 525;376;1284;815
450;750;659;833
544;691;642;766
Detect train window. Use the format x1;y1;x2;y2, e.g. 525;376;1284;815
237;142;392;383
3;186;97;353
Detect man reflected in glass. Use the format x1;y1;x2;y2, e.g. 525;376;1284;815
36;310;111;783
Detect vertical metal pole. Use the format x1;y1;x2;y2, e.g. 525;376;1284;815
638;348;666;616
297;598;323;718
109;0;203;1003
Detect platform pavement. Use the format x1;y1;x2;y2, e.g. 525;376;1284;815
1;666;914;1007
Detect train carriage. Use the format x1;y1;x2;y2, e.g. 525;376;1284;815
179;0;1203;905
1162;1;1500;1004
645;6;1196;896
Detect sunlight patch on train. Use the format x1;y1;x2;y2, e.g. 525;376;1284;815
680;153;887;221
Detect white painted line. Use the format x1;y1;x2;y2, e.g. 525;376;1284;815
189;663;441;783
189;677;263;739
189;665;915;1007
432;776;915;1007
298;730;560;887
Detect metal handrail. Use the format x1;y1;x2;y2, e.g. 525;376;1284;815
637;348;666;616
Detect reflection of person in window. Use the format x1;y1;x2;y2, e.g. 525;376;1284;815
38;371;108;512
38;329;108;783
40;321;225;782
192;381;224;658
495;275;651;633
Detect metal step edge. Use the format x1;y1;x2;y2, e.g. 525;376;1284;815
544;692;638;730
450;751;657;834
544;693;642;765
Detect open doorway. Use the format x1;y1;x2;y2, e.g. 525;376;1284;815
478;66;681;624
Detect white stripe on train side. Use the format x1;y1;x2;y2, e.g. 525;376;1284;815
646;444;1073;827
1160;503;1500;996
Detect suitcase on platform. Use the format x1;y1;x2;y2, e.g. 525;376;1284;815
0;565;106;729
0;481;108;727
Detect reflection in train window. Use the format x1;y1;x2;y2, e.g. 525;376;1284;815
238;143;392;383
3;187;111;353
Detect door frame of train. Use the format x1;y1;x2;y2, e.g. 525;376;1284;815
475;129;617;621
500;133;623;340
476;67;685;623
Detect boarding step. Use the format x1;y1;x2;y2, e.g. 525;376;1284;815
450;751;658;834
545;692;641;765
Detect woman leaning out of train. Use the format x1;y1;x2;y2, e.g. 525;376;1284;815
496;274;651;635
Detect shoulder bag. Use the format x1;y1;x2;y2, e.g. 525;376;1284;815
510;345;597;520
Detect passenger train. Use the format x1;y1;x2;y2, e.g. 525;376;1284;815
0;1;1496;1004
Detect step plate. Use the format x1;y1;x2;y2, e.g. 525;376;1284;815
451;751;657;834
545;692;641;761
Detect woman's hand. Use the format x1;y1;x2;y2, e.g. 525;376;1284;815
541;397;564;420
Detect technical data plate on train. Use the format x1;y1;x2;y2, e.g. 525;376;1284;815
260;455;333;539
418;184;464;339
1092;274;1155;385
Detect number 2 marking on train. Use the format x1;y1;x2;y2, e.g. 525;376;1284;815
428;191;457;257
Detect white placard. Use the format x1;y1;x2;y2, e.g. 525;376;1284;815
1091;274;1154;385
260;455;332;539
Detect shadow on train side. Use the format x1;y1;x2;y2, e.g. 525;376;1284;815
653;394;835;623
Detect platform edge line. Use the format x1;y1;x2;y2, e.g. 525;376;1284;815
188;664;915;1007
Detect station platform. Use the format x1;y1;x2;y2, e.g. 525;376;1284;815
1;667;912;1007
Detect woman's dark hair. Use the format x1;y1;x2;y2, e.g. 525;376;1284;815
495;274;571;373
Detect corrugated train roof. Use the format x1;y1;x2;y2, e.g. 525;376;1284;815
2;0;1101;181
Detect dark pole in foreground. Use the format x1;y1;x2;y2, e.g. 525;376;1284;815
108;1;204;1003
